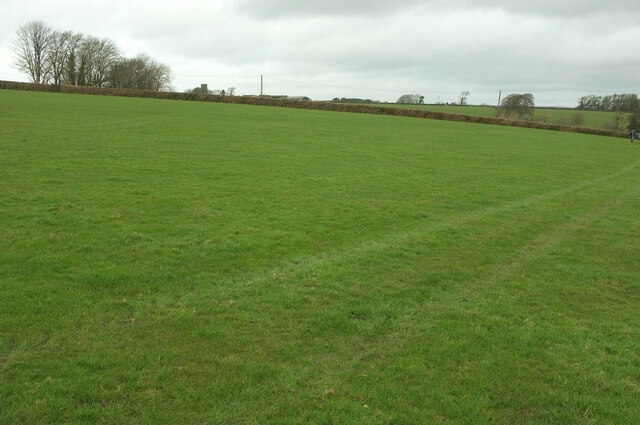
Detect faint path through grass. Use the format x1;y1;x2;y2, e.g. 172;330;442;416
205;158;640;295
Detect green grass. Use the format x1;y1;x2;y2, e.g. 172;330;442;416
380;103;625;130
386;103;500;118
1;89;640;424
531;108;626;129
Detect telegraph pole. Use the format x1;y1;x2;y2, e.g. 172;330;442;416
260;75;263;96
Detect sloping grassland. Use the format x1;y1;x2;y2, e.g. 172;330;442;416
1;90;639;424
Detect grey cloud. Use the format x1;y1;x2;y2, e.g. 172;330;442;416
463;0;637;18
234;0;425;18
235;0;638;20
2;0;638;106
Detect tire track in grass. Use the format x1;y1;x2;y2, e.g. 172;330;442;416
329;169;640;424
461;177;640;297
381;162;640;373
208;158;640;295
71;113;193;132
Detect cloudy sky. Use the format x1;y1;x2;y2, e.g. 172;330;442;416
1;0;638;105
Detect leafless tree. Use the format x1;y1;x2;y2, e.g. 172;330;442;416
76;36;120;87
12;20;172;91
48;30;82;84
109;54;172;91
62;32;84;85
459;91;470;106
11;20;54;83
148;60;172;91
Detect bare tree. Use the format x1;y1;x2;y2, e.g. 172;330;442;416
109;56;145;89
147;60;172;91
77;36;120;87
48;30;82;84
11;20;54;83
459;91;470;106
109;54;172;91
227;87;236;96
11;20;172;91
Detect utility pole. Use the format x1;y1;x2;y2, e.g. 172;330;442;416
260;74;263;96
497;90;502;117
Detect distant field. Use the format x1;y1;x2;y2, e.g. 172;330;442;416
378;103;625;130
2;89;639;424
384;103;499;118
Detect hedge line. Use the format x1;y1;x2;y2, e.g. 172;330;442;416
0;80;626;138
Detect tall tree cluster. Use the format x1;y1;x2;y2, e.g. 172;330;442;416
11;20;172;91
577;93;639;111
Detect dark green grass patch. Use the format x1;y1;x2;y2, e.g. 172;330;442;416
1;90;639;424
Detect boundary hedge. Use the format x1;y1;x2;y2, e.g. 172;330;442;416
0;80;626;138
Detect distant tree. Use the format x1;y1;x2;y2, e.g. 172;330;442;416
419;95;424;104
12;21;172;91
48;30;82;84
11;20;54;84
77;36;120;87
107;57;134;89
459;91;470;106
146;59;172;91
578;93;639;111
396;94;422;104
227;87;236;96
500;93;535;119
63;33;85;85
109;54;172;91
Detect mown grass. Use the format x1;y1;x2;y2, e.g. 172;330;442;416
1;89;639;424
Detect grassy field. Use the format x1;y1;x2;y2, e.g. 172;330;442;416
383;103;499;118
1;89;639;424
381;103;625;130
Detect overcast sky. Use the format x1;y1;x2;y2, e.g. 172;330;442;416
1;0;638;105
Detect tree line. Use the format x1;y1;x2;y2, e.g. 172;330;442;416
577;93;639;111
11;20;172;91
